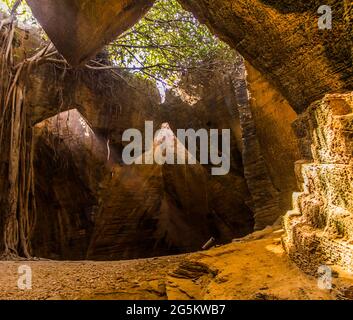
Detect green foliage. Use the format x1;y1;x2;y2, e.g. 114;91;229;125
1;0;236;86
108;0;235;87
1;0;16;10
0;0;35;23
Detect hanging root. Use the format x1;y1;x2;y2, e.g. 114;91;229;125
0;17;57;260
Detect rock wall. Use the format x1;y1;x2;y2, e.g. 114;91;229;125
283;92;353;273
28;58;258;260
26;0;155;66
87;156;253;260
245;62;302;214
232;65;281;230
6;11;353;263
32;111;110;259
179;0;353;113
86;62;257;260
160;59;295;230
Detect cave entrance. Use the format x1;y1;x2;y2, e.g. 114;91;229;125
0;0;295;261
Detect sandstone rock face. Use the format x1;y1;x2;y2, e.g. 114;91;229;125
233;67;281;230
159;60;294;230
32;110;110;259
245;62;302;216
27;64;160;128
28;59;258;260
86;118;253;260
179;0;353;113
26;0;155;65
283;93;353;273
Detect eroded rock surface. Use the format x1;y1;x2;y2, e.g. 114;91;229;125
246;62;301;214
283;92;353;274
6;23;302;259
179;0;353;113
86;125;253;260
26;0;155;66
32;111;110;259
32;61;257;260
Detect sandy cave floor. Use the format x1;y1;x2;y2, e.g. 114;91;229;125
0;229;352;300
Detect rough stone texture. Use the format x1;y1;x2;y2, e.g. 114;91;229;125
28;60;257;260
179;0;353;113
26;62;160;128
26;0;154;65
159;60;289;230
86;124;253;260
283;93;353;273
245;62;302;214
32;111;110;259
231;64;282;230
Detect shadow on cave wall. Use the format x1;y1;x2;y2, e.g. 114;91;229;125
30;61;256;260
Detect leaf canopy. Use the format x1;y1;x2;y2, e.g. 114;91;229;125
107;0;236;87
1;0;236;87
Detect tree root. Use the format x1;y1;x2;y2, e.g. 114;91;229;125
0;19;57;259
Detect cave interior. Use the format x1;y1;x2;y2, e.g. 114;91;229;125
0;0;352;300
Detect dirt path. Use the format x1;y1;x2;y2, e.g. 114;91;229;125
0;229;347;300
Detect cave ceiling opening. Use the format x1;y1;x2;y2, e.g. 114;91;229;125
22;0;353;114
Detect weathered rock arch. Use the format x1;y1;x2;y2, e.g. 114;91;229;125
26;0;155;66
26;0;353;113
